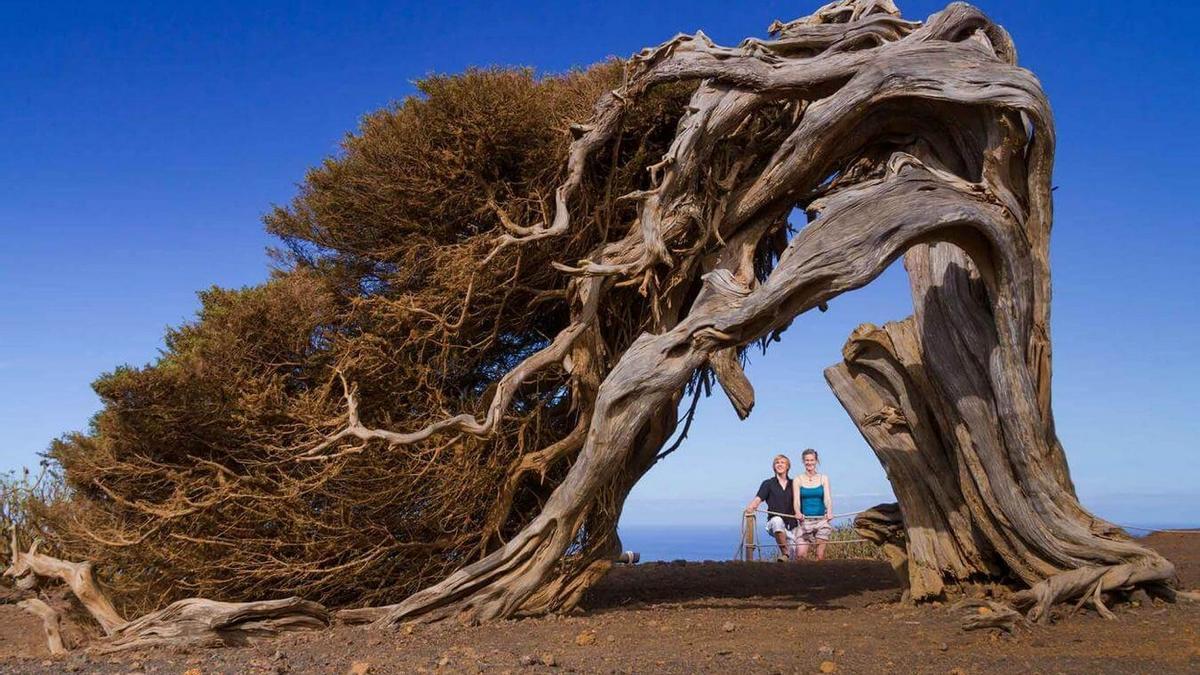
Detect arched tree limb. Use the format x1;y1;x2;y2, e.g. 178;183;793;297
276;0;1177;625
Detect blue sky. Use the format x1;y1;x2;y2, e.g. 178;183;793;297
2;1;1197;531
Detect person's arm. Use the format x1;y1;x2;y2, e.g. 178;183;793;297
822;474;833;521
792;480;804;522
746;481;768;514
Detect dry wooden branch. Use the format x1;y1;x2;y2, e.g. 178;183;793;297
954;598;1029;633
7;530;328;653
5;530;125;635
17;598;67;655
96;597;329;653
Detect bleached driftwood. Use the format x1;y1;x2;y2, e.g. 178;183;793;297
5;530;328;653
16;598;67;655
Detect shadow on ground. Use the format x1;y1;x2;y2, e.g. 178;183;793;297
583;558;900;611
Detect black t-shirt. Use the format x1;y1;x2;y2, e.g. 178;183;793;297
757;477;797;529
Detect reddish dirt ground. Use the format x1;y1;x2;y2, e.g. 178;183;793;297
1;533;1197;674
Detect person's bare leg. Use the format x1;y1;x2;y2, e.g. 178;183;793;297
816;541;827;561
773;530;789;559
796;541;810;560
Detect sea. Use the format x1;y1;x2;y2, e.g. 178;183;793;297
617;525;746;562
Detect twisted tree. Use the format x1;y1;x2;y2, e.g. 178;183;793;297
29;0;1181;634
335;0;1178;624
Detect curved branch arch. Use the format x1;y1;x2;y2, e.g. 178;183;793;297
285;0;1176;625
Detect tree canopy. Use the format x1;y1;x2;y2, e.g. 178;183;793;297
34;63;693;613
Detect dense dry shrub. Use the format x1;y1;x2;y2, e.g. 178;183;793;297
29;64;692;614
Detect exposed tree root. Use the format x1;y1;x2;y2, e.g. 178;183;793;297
5;530;328;653
17;597;67;655
95;597;329;653
954;598;1029;633
5;530;124;635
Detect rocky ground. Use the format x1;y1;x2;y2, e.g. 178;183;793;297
1;533;1197;674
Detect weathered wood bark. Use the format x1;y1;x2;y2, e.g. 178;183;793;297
17;598;67;655
5;532;329;653
852;504;914;598
829;240;1173;620
4;531;125;635
298;0;1175;624
96;597;329;653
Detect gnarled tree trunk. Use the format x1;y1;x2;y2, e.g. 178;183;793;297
136;0;1171;627
828;243;1173;619
300;0;1177;624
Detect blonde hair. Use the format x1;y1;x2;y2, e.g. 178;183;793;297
772;454;791;471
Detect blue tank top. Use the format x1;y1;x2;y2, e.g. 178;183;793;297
799;482;825;516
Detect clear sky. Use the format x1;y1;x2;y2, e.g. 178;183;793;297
2;1;1197;531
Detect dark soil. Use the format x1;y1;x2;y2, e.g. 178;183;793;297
1;533;1197;674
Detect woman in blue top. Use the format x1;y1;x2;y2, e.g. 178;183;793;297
791;448;833;560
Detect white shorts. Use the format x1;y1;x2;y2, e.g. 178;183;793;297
765;515;796;542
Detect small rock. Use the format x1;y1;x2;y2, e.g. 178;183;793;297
541;653;557;667
575;631;596;646
437;655;450;667
819;661;838;673
40;662;52;668
817;645;834;658
272;650;286;662
606;634;615;642
348;663;371;675
939;642;949;652
977;606;992;615
948;669;967;675
520;655;540;666
716;649;733;656
722;621;736;633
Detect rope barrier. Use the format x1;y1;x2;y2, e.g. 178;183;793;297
754;508;863;521
734;508;1199;563
1114;523;1200;534
755;509;1200;534
736;508;875;561
745;540;872;547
